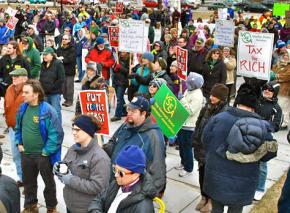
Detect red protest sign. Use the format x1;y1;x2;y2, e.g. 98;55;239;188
116;2;124;14
176;46;188;81
108;26;119;47
79;90;110;136
6;17;19;30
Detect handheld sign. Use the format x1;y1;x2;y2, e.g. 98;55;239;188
237;31;274;81
151;84;190;138
273;3;290;17
6;17;19;30
214;20;235;47
119;19;146;53
116;2;124;14
79;90;110;136
218;8;228;20
108;26;119;47
6;7;17;17
176;46;188;81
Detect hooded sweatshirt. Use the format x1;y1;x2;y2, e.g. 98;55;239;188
23;37;41;79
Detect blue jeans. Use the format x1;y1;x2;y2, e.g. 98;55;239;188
76;56;84;81
45;94;62;124
177;129;194;172
9;128;22;182
278;168;290;213
257;161;267;192
114;86;126;118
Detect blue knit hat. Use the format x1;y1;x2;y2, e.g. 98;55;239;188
73;115;100;137
142;52;154;62
96;36;105;45
115;145;146;174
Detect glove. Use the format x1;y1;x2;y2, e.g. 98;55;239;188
96;63;103;72
149;97;155;105
58;170;73;185
178;92;183;100
114;64;121;72
168;136;176;145
287;131;290;144
53;161;61;176
270;71;276;81
128;73;137;79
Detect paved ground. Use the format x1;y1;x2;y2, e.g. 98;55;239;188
0;80;289;213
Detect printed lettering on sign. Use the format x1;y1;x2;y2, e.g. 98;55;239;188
237;31;274;81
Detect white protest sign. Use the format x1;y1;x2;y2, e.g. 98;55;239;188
6;17;19;30
214;20;235;47
119;19;146;53
237;31;274;81
194;23;215;35
218;8;228;20
6;7;17;17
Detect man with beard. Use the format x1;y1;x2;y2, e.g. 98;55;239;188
103;96;166;197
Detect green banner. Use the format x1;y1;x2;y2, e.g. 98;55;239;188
151;84;190;138
273;3;290;17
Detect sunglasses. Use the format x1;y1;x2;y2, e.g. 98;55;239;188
112;165;133;178
263;86;274;92
212;52;220;55
62;38;69;40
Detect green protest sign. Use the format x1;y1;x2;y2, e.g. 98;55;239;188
151;84;190;138
273;3;290;17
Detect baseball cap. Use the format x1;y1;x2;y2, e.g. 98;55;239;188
125;96;150;112
9;68;28;76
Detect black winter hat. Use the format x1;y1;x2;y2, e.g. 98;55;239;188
235;83;259;111
262;81;280;98
73;115;100;138
210;83;229;102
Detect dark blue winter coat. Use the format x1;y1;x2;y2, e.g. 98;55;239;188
202;107;277;206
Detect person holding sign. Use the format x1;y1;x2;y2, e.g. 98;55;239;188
223;47;237;101
202;48;227;99
53;114;110;213
175;72;204;178
129;52;155;95
0;18;13;48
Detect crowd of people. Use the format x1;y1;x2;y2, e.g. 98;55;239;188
0;2;289;213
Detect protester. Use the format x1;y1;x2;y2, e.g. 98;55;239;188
129;52;154;95
202;83;278;213
22;37;41;79
193;83;229;212
88;145;156;213
53;114;110;213
39;47;65;123
74;28;88;82
175;72;204;177
223;47;236;101
15;79;64;213
254;81;282;201
56;35;77;107
152;57;174;91
75;62;107;115
0;146;21;213
0;18;13;47
85;36;115;81
27;24;44;52
168;60;186;97
4;68;28;187
103;96;166;196
111;52;130;122
202;48;227;99
187;38;207;75
272;52;290;129
0;41;31;96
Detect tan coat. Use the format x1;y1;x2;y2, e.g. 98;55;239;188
273;63;290;97
224;56;236;85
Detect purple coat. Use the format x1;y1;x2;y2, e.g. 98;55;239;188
170;73;187;97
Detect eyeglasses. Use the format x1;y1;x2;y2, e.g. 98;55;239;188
263;86;274;92
149;84;157;88
71;127;81;133
126;107;140;114
62;38;69;40
112;165;133;178
212;52;220;55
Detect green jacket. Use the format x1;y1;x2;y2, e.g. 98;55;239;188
23;37;41;79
